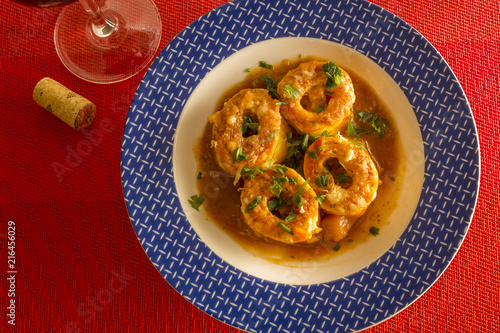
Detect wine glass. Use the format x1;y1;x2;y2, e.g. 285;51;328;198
11;0;162;84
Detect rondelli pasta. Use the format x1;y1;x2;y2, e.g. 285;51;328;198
195;58;397;252
304;135;379;217
208;88;290;176
277;61;355;136
240;167;321;244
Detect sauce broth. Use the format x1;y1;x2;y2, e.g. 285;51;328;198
194;57;405;264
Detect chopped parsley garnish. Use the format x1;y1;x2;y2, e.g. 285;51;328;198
241;115;259;135
265;157;277;168
281;131;320;171
316;101;325;113
300;134;310;150
259;61;273;69
269;177;286;197
197;171;202;180
284;210;297;222
306;146;325;160
315;175;330;188
245;68;252;72
347;117;365;139
281;131;320;169
267;198;280;212
369;226;380;236
283;84;301;100
232;147;248;162
353;110;390;138
278;222;294;235
320;130;334;137
306;146;324;160
323;160;331;172
291;182;307;207
245;196;262;213
333;242;341;251
306;150;318;160
271;165;289;176
261;75;280;100
337;172;352;184
370;117;390;138
188;194;204;211
315;194;327;204
265;130;278;143
321;61;343;89
347;139;367;151
240;166;265;179
354;110;373;123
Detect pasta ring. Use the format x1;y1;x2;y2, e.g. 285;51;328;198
208;88;290;176
240;166;321;244
277;61;355;136
303;135;379;217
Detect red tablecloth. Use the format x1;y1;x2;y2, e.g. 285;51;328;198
1;0;498;332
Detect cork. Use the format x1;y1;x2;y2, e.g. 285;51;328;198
33;77;96;130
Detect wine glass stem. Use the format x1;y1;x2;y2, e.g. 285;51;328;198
78;0;115;37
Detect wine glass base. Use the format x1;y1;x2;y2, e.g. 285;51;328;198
55;0;162;84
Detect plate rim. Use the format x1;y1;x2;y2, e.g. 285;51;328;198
120;0;481;332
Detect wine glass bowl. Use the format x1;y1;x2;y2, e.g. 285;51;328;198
54;0;162;83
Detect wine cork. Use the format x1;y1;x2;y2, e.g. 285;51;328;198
33;77;96;130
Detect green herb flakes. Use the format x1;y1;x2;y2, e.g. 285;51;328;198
347;117;365;139
245;196;262;213
278;222;294;235
261;75;280;100
299;134;309;150
333;242;341;251
347;139;367;151
283;84;301;100
370;117;390;138
267;198;279;212
188;194;204;211
284;210;297;222
259;61;273;69
316;101;326;114
315;194;327;204
271;165;289;175
241;115;259;135
291;182;307;207
353;110;390;138
306;145;324;160
321;61;343;89
265;130;278;143
369;226;380;236
337;172;352;184
232;147;248;162
240;166;265;179
315;175;329;188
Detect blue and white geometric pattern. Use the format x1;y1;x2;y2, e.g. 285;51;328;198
120;0;480;332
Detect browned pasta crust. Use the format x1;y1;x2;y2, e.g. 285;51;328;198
277;61;355;136
240;166;321;244
208;88;290;176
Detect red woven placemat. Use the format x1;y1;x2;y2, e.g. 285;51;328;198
0;0;498;332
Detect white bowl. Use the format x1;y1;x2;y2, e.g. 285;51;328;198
173;37;425;285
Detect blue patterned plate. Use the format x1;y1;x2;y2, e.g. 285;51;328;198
120;0;480;332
